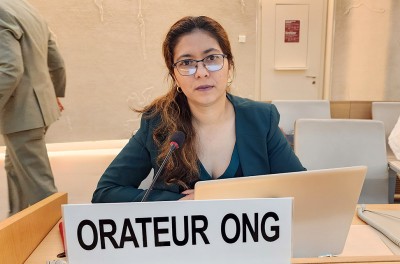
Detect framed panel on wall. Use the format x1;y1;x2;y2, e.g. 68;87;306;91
274;4;309;70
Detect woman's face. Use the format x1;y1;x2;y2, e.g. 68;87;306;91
173;29;230;108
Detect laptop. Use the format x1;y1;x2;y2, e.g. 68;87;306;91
194;166;367;258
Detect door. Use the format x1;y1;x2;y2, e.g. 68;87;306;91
260;0;328;100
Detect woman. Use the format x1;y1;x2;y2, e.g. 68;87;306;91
92;16;305;203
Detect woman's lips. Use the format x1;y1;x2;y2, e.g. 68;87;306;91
195;85;213;91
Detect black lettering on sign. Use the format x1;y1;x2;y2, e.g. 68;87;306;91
191;215;210;245
221;212;280;244
154;217;170;247
261;212;280;242
75;214;215;250
77;220;98;250
243;213;259;242
119;218;139;248
99;219;120;249
221;213;240;243
135;217;152;247
172;216;189;246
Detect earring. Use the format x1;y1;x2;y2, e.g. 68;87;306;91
227;78;233;87
176;86;183;93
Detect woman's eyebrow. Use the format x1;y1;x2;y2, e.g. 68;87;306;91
175;53;192;61
203;48;221;54
175;48;222;61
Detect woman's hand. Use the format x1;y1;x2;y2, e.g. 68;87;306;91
180;189;194;200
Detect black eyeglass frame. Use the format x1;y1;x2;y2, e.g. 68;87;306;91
172;54;227;76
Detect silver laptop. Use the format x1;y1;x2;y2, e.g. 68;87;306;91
194;166;367;258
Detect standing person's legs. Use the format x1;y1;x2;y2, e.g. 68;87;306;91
3;127;57;216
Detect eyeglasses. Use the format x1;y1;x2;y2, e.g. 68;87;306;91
173;54;227;76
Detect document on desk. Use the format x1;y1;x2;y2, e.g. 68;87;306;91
357;209;400;255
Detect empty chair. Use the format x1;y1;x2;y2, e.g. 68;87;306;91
294;119;392;204
272;100;331;145
372;102;400;161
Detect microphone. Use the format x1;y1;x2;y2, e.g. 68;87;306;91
141;131;186;202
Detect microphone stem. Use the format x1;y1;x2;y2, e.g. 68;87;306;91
141;145;176;202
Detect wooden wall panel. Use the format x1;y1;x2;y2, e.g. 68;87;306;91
331;101;372;119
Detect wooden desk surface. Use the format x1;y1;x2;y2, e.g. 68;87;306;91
25;220;65;263
25;204;400;264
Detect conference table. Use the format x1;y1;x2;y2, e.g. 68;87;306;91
1;193;399;264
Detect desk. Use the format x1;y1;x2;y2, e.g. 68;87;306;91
24;204;400;264
24;220;64;263
0;193;67;263
390;161;400;174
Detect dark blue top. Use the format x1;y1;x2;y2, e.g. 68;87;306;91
92;94;306;203
199;143;242;180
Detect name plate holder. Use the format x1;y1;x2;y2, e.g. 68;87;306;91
62;198;293;264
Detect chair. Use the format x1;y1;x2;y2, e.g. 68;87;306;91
372;102;400;161
294;119;393;204
271;100;331;145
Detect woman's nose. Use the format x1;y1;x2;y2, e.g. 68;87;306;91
195;62;209;78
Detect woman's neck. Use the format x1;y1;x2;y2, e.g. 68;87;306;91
190;95;231;126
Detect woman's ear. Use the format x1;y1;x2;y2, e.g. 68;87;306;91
228;67;234;81
172;74;181;88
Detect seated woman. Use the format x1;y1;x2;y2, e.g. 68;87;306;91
92;16;305;203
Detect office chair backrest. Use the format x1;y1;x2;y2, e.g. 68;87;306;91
294;119;389;203
271;100;331;135
372;102;400;159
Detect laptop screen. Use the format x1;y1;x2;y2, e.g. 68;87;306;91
194;166;367;258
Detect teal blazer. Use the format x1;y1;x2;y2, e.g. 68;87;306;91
92;94;305;203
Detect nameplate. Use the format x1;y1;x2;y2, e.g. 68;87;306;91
62;198;292;264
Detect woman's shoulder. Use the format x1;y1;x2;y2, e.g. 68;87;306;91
228;93;277;113
140;109;162;130
228;94;280;135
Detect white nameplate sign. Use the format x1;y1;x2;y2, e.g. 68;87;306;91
62;198;292;264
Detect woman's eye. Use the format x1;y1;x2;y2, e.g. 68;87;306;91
206;55;216;61
180;60;194;66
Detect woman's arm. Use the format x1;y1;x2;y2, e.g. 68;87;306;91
92;117;185;203
267;104;306;173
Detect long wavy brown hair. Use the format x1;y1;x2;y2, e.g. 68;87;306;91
136;16;235;188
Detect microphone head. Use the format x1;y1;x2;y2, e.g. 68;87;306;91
170;131;185;149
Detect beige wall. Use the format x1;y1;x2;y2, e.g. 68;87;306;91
26;0;259;144
330;0;400;100
1;0;399;146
